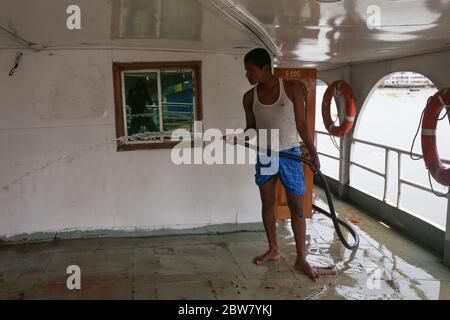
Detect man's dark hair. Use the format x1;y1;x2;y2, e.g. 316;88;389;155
244;48;271;72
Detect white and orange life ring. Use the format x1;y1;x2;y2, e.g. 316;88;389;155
322;80;357;136
421;88;450;186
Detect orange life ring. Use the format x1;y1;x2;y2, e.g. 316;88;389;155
322;80;357;136
421;88;450;186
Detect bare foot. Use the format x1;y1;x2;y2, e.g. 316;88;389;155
295;259;320;282
253;250;280;265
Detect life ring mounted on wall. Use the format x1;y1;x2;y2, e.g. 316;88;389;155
421;88;450;187
322;80;357;136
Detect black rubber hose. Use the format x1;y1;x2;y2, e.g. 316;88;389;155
244;142;359;250
278;151;359;250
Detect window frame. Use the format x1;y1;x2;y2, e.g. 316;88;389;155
113;61;202;151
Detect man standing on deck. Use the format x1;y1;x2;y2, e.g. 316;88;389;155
238;48;321;282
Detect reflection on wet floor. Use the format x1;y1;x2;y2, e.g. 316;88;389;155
0;187;449;300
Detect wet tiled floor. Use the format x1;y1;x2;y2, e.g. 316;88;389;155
0;188;449;300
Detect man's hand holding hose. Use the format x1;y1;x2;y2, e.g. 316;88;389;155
309;150;321;173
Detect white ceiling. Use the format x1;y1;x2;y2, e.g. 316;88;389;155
0;0;263;53
236;0;450;69
1;0;450;70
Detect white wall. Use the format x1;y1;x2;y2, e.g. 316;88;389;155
0;49;261;238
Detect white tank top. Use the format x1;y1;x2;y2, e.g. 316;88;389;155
252;78;301;152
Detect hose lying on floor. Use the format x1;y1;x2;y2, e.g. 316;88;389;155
242;141;360;250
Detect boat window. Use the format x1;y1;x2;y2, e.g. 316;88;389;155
351;72;448;228
112;61;202;151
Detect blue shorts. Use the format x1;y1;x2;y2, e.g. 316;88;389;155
255;146;306;196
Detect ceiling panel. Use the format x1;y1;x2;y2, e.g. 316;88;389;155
236;0;450;69
2;0;450;69
0;0;262;53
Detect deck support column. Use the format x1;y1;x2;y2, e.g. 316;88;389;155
337;66;352;200
444;193;450;267
444;111;450;266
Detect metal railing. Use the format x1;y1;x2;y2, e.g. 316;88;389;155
315;129;450;207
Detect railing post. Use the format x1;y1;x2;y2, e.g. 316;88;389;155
337;130;353;200
397;151;402;208
383;149;390;202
